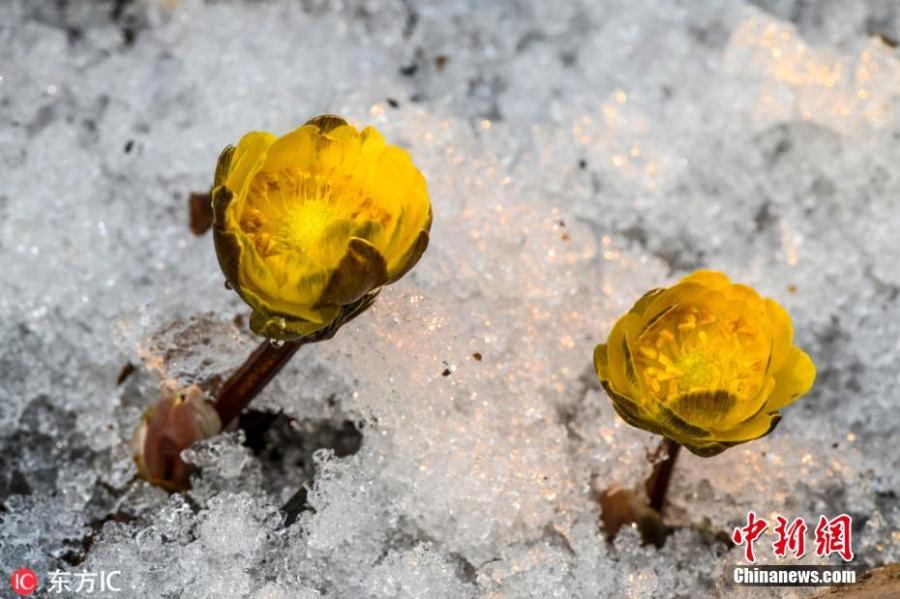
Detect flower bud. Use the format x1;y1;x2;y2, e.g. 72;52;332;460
130;384;222;491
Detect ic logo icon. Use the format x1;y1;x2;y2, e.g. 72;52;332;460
10;568;39;596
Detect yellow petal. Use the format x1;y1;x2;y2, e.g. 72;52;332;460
678;270;732;290
721;283;764;306
649;398;714;443
600;380;664;436
664;390;740;431
305;114;351;135
764;298;794;372
260;125;328;175
629;288;665;318
239;280;333;326
603;312;642;397
225;131;277;196
710;410;781;443
607;312;640;397
593;343;610;379
249;305;339;340
680;440;737;458
369;146;431;261
765;347;816;411
360;125;387;154
637;281;712;333
386;228;430;283
275;261;332;307
214;145;235;189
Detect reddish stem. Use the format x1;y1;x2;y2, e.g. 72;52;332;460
647;438;681;515
212;340;303;427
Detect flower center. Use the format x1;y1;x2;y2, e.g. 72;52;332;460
634;304;769;404
284;199;335;248
238;167;392;263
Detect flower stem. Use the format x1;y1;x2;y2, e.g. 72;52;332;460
647;438;681;515
212;340;303;427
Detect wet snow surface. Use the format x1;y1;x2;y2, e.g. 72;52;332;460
1;0;898;597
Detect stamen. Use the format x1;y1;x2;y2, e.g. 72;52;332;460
635;302;769;405
664;364;685;377
677;314;697;332
240;208;266;233
666;380;679;400
638;346;657;359
254;232;273;257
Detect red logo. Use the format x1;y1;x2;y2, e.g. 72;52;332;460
814;514;854;562
773;515;808;558
731;511;768;562
10;568;39;595
731;513;855;563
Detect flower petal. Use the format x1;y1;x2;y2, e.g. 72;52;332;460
710;411;781;443
765;346;816;411
370;146;431;262
721;283;764;306
764;298;794;372
638;281;714;332
317;237;389;307
249;306;339;340
240;283;334;325
678;270;732;289
359;125;387;154
260;125;328;175
594;343;610;378
647;397;714;440
681;440;740;457
604;312;642;397
305;114;351;134
664;390;739;431
600;381;663;436
386;228;430;283
211;187;242;291
224;131;277;196
629;288;665;317
214;145;235;189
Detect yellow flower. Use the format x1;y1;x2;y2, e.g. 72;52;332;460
211;115;432;340
594;270;815;457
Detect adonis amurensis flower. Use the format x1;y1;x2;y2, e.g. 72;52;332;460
594;271;815;457
212;115;432;340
